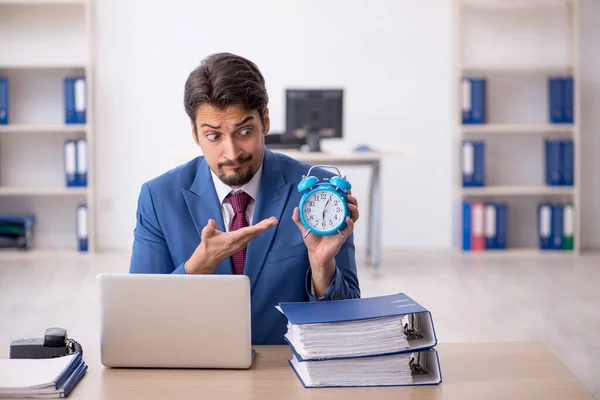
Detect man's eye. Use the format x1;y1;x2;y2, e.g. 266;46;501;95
240;128;252;136
207;133;219;141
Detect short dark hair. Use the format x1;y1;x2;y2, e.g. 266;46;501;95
184;52;269;134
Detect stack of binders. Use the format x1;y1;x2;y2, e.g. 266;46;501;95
276;293;442;388
0;216;35;250
0;352;87;398
538;202;574;251
462;201;508;251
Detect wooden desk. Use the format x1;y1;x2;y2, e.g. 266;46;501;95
32;342;593;400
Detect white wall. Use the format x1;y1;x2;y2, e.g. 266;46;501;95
93;0;600;252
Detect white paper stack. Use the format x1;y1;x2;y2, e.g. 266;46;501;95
290;352;414;387
0;353;87;398
285;315;410;360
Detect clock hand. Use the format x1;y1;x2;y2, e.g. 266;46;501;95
322;199;329;221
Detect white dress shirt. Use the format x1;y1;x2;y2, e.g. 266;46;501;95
210;163;263;231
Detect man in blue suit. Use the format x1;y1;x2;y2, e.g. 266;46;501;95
129;52;361;345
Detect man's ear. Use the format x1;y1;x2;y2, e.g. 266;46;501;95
191;119;200;146
262;107;271;136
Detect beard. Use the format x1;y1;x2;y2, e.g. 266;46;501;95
216;154;257;187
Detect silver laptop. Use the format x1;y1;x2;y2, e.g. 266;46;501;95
97;273;253;369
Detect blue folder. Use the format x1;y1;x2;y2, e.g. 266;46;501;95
277;293;438;360
0;77;7;125
288;347;442;388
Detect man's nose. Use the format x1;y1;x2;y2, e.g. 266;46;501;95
223;137;242;161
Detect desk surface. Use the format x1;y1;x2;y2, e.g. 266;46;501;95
48;342;593;400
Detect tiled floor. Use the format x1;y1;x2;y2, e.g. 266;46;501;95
0;249;598;398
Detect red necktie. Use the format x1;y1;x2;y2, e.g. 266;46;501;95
228;191;252;275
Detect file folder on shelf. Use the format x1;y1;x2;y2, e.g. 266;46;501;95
76;139;87;187
64;77;86;125
64;140;77;187
277;293;437;361
462;77;486;124
76;204;88;252
0;77;7;125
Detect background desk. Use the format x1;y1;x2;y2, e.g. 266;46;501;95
30;342;594;400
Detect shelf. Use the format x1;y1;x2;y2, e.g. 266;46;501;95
0;124;87;134
0;63;87;70
461;63;573;75
460;123;575;135
459;185;575;196
0;186;88;196
0;0;87;5
0;248;89;260
458;247;577;257
458;0;576;10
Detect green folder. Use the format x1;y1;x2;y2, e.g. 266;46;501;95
563;202;574;251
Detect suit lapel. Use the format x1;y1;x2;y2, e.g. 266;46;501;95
245;149;292;294
182;158;233;275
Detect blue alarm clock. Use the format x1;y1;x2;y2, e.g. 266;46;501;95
297;165;352;236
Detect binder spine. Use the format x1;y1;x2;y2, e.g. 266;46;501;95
563;76;574;124
545;139;561;186
538;203;552;250
562;202;574;251
561;139;574;186
462;201;471;251
551;204;563;250
0;77;8;125
76;204;88;252
64;77;76;124
76;139;87;187
549;77;563;123
64;139;77;187
74;77;86;124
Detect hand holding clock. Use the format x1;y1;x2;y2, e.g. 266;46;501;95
292;190;359;298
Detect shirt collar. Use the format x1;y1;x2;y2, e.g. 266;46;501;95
210;161;263;205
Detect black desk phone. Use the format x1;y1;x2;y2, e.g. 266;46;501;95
9;327;83;359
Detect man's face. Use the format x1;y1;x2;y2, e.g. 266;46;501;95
192;104;270;188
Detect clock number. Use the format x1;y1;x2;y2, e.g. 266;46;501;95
313;195;319;202
309;215;314;220
306;207;311;213
322;221;326;228
334;215;338;220
336;207;341;213
321;193;327;199
334;200;339;206
308;201;315;207
329;220;333;226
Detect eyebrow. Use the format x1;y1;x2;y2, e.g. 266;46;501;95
200;116;255;129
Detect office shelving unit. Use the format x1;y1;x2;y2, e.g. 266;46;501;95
452;0;580;255
0;0;94;255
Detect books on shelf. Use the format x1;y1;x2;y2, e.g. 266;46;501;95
462;140;485;187
548;76;574;124
538;202;574;251
276;293;442;388
0;352;87;398
0;215;35;250
462;201;507;251
462;76;486;124
64;76;86;125
0;77;7;125
63;139;87;187
545;139;574;186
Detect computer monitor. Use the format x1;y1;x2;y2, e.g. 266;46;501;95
285;89;343;152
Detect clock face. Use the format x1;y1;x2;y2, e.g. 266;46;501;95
302;189;345;232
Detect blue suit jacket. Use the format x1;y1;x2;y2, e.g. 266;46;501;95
129;148;361;345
